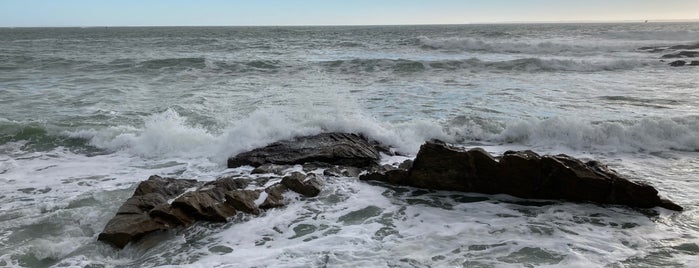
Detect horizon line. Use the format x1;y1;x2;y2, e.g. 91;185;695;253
2;19;699;28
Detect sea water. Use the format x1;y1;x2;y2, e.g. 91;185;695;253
1;24;698;267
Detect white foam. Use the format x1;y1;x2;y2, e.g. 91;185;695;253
448;116;699;153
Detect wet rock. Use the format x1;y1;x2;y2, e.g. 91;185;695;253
98;175;199;248
398;159;413;170
281;172;323;197
259;183;288;209
690;61;699;66
171;188;236;222
251;163;291;175
227;132;382;168
670;60;687;67
225;189;262;215
98;214;173;249
361;141;682;211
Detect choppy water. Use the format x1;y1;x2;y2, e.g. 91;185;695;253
1;24;699;267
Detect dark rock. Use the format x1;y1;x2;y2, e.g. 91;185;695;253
204;177;249;191
149;205;194;226
98;214;173;249
281;172;323;197
690;61;699;66
259;183;288;209
661;51;699;59
225;189;262;215
171;188;237;222
361;141;682;211
323;166;344;177
98;176;199;248
670;60;687;67
398;159;414;170
227;132;382;168
133;175;199;197
251;163;291;175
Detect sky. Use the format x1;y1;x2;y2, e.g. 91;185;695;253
1;0;698;27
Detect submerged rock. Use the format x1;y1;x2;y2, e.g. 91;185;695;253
227;132;383;168
361;140;682;211
670;60;687;67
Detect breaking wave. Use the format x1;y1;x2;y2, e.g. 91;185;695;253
447;115;699;153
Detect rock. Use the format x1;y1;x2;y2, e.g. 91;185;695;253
171;188;236;222
281;172;323;197
670;60;687;67
690;61;699;66
225;189;262;215
98;214;173;249
361;141;682;211
661;51;699;59
259;183;288;209
251;163;291;175
98;175;200;248
227;132;382;168
398;159;413;170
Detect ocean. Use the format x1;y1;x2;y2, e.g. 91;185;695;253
1;23;698;267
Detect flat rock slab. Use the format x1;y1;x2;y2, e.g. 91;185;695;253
361;140;682;211
227;132;382;168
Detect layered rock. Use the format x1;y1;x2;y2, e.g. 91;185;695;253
227;132;384;168
98;172;324;248
361;140;683;211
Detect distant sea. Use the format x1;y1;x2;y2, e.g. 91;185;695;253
1;23;699;267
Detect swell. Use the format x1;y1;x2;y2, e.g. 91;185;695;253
0;119;98;153
416;36;631;54
320;57;650;73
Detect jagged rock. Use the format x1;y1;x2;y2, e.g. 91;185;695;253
205;177;249;191
98;175;200;248
171;188;236;222
251;163;291;175
227;132;382;168
149;205;193;226
670;60;687;67
361;141;682;211
690;61;699;66
259;183;288;209
281;172;323;197
322;166;362;177
225;189;262;215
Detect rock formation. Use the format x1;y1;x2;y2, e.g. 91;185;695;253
360;140;683;211
227;132;385;168
100;133;682;249
98;173;322;248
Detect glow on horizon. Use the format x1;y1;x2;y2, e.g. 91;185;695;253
1;0;698;27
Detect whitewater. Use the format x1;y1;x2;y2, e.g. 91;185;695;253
1;23;699;267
